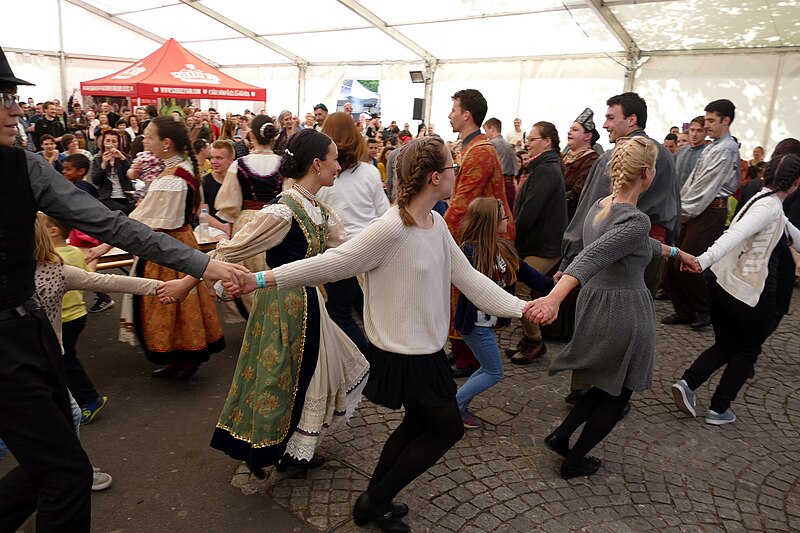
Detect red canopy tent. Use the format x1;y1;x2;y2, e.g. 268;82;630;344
80;38;266;103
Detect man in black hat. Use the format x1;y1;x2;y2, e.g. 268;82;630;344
0;48;248;533
313;102;328;130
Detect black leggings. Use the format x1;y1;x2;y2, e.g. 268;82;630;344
552;386;632;464
367;400;464;504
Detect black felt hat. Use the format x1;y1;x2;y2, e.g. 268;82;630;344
0;47;34;86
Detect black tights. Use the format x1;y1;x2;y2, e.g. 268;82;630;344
552;386;632;464
367;400;464;505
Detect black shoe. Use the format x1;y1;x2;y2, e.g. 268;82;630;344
690;313;711;329
353;492;410;532
560;456;601;479
275;453;325;472
619;402;632;420
544;432;570;458
564;389;585;405
654;290;671;301
176;363;200;380
450;363;474;378
248;462;266;480
151;364;178;378
661;313;693;325
392;502;409;519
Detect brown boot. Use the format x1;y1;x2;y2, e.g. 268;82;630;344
510;338;547;365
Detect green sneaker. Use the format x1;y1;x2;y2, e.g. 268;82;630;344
80;396;108;425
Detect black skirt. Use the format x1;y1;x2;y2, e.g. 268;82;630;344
364;344;456;410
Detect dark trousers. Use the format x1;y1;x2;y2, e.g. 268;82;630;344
62;315;99;406
324;277;368;354
0;309;92;533
682;279;775;413
666;205;728;318
100;197;134;216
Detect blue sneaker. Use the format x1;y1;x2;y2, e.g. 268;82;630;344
671;379;696;417
80;396;108;425
705;408;736;426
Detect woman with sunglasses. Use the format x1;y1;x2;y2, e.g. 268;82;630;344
221;137;538;533
508;121;568;365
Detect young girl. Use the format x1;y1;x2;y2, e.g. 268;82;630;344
454;197;554;429
220;136;538;533
161;129;369;477
672;153;800;425
531;137;695;479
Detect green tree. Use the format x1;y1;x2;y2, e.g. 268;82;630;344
358;80;379;93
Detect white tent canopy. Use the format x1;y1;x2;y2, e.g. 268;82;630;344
7;0;800;154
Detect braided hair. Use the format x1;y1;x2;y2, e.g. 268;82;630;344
739;154;800;220
394;136;448;226
150;116;201;212
595;136;657;222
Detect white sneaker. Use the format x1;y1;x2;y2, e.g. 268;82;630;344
92;467;113;491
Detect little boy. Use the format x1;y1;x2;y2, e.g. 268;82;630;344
62;154;115;313
45;216;108;424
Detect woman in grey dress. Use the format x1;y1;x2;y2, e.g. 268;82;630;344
530;137;694;478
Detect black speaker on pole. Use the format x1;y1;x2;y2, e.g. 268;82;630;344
412;98;424;120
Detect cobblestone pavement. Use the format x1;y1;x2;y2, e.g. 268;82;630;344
231;297;800;532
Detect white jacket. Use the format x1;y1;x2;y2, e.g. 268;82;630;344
698;188;800;307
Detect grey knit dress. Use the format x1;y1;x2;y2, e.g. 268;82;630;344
549;201;662;395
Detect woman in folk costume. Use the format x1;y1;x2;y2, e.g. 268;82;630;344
91;116;225;380
162;129;369;476
214;115;286;319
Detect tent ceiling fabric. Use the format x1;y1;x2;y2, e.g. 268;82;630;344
66;0;800;67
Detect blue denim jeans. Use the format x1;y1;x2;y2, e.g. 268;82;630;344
455;326;504;411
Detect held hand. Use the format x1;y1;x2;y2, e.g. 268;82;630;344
201;259;250;284
528;296;560;325
678;251;702;273
553;271;564;284
221;272;258;298
156;277;193;304
85;243;112;263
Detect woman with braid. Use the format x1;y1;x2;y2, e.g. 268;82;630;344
222;136;538;533
672;154;800;425
90;116;225;380
530;137;695;478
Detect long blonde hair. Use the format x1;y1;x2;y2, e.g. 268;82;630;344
458;197;519;285
394;136;448;226
595;136;657;221
34;213;64;265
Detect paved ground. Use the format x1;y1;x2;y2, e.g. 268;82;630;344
5;288;800;532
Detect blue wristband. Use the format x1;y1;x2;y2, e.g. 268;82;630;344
669;246;678;258
255;271;267;289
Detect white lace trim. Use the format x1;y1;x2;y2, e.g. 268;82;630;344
258;202;293;223
148;176;187;193
284;188;325;225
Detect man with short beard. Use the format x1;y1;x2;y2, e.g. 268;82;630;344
33;100;65;150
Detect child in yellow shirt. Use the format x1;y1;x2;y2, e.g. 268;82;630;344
45;217;108;424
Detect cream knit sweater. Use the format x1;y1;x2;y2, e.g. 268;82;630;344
272;207;526;354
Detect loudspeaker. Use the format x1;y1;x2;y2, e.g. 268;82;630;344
412;98;424;120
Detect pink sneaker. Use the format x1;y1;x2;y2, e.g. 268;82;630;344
461;408;481;429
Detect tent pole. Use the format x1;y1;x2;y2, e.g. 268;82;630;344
298;64;307;118
57;0;68;105
762;54;784;150
423;61;436;127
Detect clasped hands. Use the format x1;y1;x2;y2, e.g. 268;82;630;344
522;296;560;325
155;260;251;304
676;250;702;273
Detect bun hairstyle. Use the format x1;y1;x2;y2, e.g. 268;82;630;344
150;116;201;211
251;115;278;146
279;128;332;179
595;136;657;222
394;136;448;226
